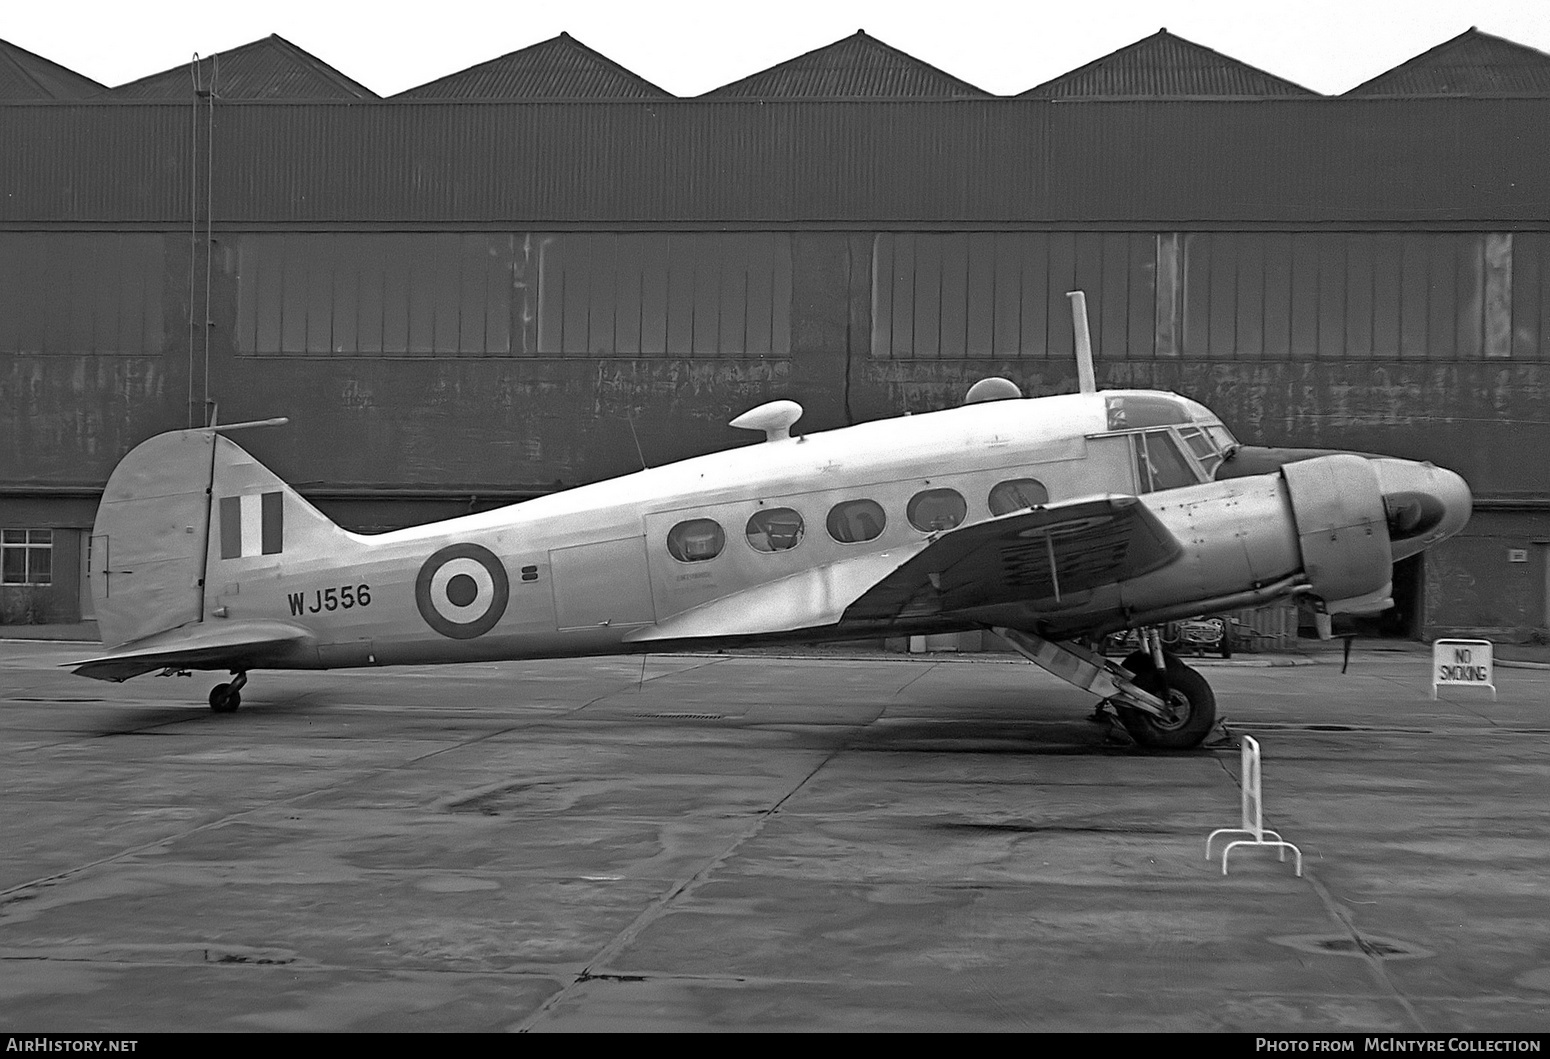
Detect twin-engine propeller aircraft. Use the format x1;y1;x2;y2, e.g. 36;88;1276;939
71;299;1471;749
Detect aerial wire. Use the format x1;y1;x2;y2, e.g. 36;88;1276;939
203;55;217;426
186;54;199;427
626;413;649;470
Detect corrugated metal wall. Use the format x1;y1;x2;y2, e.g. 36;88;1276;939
1;99;1546;224
3;226;1546;483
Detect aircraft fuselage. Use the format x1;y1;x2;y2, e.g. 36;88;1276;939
133;388;1465;674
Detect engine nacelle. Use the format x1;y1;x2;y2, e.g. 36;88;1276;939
1280;454;1393;605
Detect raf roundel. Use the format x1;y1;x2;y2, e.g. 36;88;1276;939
415;543;510;639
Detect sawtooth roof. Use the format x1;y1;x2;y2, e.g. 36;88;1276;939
1021;28;1317;98
396;32;670;98
110;35;376;99
0;38;105;99
702;30;990;99
1345;28;1550;96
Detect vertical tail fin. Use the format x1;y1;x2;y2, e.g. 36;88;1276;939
90;426;350;648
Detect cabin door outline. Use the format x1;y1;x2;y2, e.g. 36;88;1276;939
548;536;656;631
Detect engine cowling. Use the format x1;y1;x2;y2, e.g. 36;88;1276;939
1280;454;1393;606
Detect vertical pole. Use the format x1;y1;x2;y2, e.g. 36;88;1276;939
1245;736;1263;840
1066;290;1097;394
1241;737;1254;833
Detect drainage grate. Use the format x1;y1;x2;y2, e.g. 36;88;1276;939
1271;933;1432;960
648;712;724;720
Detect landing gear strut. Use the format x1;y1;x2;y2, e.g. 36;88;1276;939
993;626;1218;750
209;671;247;713
1113;650;1217;750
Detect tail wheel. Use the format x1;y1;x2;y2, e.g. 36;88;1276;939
209;683;241;713
1117;657;1216;750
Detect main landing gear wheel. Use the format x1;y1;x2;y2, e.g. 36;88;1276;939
1121;651;1154;678
1116;655;1216;750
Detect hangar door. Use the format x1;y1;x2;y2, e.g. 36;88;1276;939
548;537;656;632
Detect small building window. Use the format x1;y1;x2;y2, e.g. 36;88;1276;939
907;489;966;532
827;499;887;544
1;530;52;585
988;479;1049;516
666;519;725;563
746;508;805;552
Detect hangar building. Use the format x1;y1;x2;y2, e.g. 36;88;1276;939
1;28;1547;643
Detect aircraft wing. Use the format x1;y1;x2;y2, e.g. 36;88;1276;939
840;495;1182;624
67;620;317;682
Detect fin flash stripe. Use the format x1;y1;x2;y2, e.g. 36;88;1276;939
219;492;283;559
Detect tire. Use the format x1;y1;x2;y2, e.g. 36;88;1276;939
1117;658;1216;750
209;683;241;713
1120;650;1155;678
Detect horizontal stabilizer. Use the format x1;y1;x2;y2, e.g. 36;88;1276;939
842;495;1182;624
67;621;316;682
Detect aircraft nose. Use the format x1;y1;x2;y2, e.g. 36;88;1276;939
1372;458;1473;561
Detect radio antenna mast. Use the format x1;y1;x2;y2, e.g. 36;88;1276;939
1066;290;1098;394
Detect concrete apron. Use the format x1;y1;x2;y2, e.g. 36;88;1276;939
0;642;1546;1031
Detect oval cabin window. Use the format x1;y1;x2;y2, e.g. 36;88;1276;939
826;499;887;544
907;488;966;532
746;508;805;552
667;518;725;563
988;479;1049;516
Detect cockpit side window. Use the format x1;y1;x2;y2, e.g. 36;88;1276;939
1206;425;1239;457
1134;430;1201;493
1177;426;1223;477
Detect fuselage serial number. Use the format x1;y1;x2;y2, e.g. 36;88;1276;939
288;584;372;616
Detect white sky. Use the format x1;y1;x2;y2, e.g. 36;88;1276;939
7;0;1550;97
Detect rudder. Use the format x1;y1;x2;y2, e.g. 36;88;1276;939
90;430;216;648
